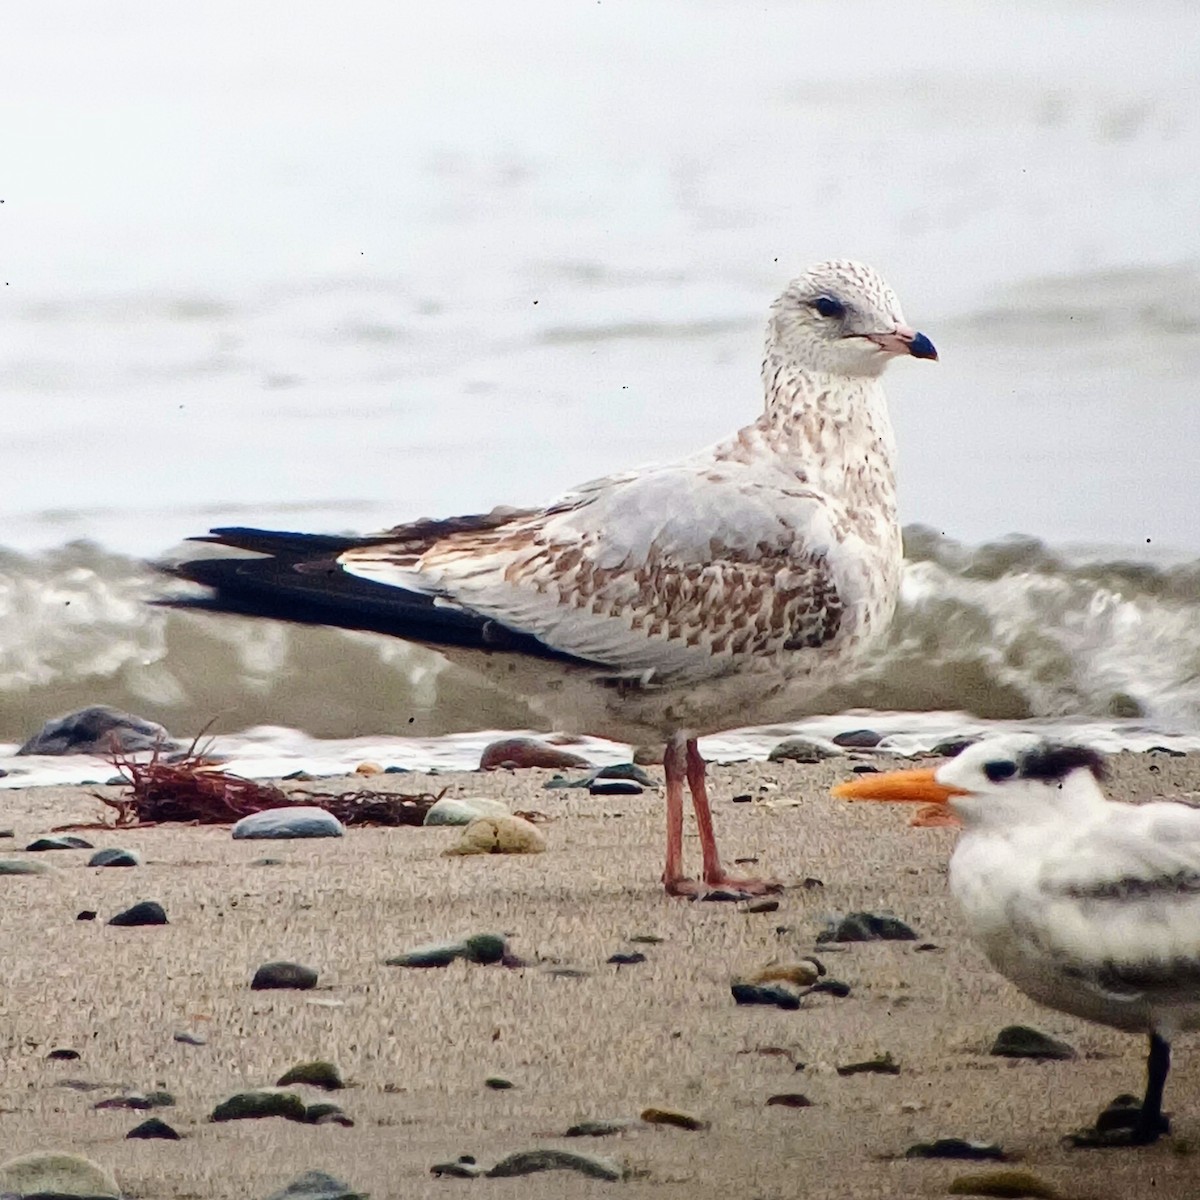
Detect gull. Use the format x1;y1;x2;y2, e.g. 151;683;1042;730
833;735;1200;1146
165;260;936;898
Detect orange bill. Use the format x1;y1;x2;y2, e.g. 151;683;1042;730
831;767;968;807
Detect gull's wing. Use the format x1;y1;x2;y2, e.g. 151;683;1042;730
340;461;869;681
1030;803;1200;1002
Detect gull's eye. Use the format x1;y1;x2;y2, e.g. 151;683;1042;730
983;760;1018;783
811;296;846;320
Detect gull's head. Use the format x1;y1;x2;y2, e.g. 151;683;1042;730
769;260;937;379
831;735;1110;830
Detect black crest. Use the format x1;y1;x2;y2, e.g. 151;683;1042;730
1018;743;1108;784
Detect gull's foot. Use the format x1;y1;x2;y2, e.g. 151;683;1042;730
1064;1095;1170;1148
663;875;781;901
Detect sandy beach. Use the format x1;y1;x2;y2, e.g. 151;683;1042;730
2;751;1199;1199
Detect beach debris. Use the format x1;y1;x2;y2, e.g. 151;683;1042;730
265;1170;368;1200
480;737;591;771
741;897;780;913
232;807;345;840
108;900;168;927
27;835;92;851
443;814;546;855
837;1053;901;1076
17;705;176;756
126;1116;181;1139
211;1089;308;1122
640;1106;709;1131
277;1060;343;1090
174;1030;208;1046
88;847;140;867
305;1101;353;1126
832;728;884;748
423;795;511;826
766;1093;813;1108
56;737;442;830
746;959;824;987
431;1156;485;1179
767;737;837;764
628;934;665;944
252;961;319;991
485;1076;515;1090
905;1138;1008;1161
989;1025;1077;1061
608;952;647;966
486;1148;624;1180
0;859;50;875
947;1170;1059;1197
0;1150;120;1197
809;979;852;997
730;983;801;1010
565;1118;640;1137
817;911;918;943
94;1090;174;1110
386;933;510;968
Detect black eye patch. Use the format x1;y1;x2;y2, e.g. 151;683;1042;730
811;296;846;320
983;760;1018;783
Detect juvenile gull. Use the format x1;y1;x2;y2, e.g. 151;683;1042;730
165;260;936;898
834;736;1200;1146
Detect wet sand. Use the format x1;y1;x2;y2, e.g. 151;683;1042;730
2;751;1199;1199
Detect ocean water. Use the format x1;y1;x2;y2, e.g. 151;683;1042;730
3;1;1199;768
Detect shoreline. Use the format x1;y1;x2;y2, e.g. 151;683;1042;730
2;753;1199;1197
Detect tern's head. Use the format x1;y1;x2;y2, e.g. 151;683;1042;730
831;735;1110;830
769;260;937;379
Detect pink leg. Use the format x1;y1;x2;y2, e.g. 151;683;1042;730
685;739;780;897
662;734;693;894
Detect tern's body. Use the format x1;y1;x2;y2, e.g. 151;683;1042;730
836;737;1200;1144
166;260;935;897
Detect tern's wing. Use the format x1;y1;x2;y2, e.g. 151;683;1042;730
340;460;871;682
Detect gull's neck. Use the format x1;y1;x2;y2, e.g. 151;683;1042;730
715;344;898;510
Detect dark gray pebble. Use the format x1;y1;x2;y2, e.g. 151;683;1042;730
905;1138;1007;1161
485;1077;515;1090
265;1170;368;1199
766;1093;813;1108
740;898;779;914
931;738;978;758
731;793;753;803
108;901;168;927
47;1048;80;1060
95;1090;174;1110
731;983;801;1010
88;848;140;867
27;835;93;851
990;1025;1076;1061
628;934;665;944
588;779;644;796
210;1090;307;1122
77;910;97;921
850;763;880;774
277;1060;343;1089
17;704;176;756
836;1053;900;1076
486;1149;623;1181
608;952;647;966
431;1158;485;1179
305;1101;353;1126
817;911;918;943
174;1030;207;1045
127;1116;181;1140
251;961;319;990
565;1118;638;1137
767;737;837;764
832;729;882;748
808;979;852;997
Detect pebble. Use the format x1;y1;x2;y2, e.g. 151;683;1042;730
766;1093;812;1108
76;909;97;920
989;1025;1076;1061
107;901;168;927
17;704;175;756
232;807;344;840
730;983;801;1010
809;979;852;997
565;1118;639;1137
277;1060;343;1089
0;1150;120;1197
486;1149;623;1181
947;1170;1059;1198
588;779;644;796
462;933;508;963
126;1117;181;1140
480;737;591;771
746;959;824;987
210;1089;308;1122
931;738;979;758
0;859;50;875
832;729;883;748
632;745;664;765
431;1157;485;1179
485;1077;515;1090
173;1030;208;1045
47;1048;80;1060
252;961;319;990
385;940;465;968
640;1106;709;1131
836;1053;900;1076
94;1090;174;1109
265;1170;368;1200
27;836;93;851
731;793;753;803
88;847;141;867
305;1101;353;1126
905;1138;1007;1161
608;952;647;966
423;796;510;826
443;814;546;855
0;827;13;837
817;911;918;943
628;934;665;944
353;761;382;775
740;897;779;913
767;737;837;764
